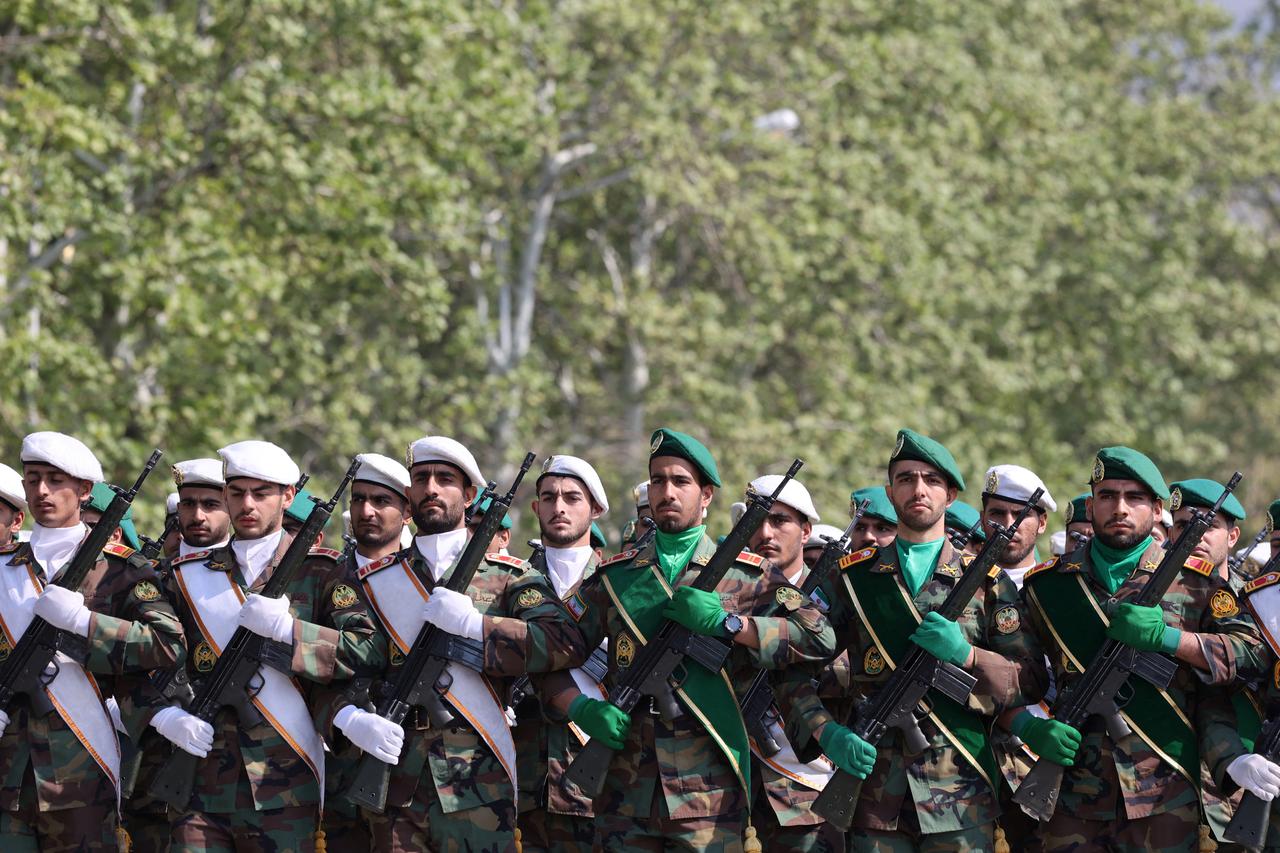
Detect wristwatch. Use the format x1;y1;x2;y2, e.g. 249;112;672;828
721;612;744;637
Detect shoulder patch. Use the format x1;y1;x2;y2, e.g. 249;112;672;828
1182;556;1215;577
1024;557;1060;582
1210;588;1240;619
517;587;546;608
172;550;212;566
103;542;135;559
1245;572;1280;595
356;554;399;580
600;549;637;568
0;541;19;555
736;551;764;568
332;584;359;608
485;553;527;570
308;547;342;561
838;548;877;570
133;580;161;602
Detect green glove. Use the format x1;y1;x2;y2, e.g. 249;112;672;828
568;694;631;750
818;722;877;779
1012;711;1081;766
662;586;729;637
908;611;972;667
1105;602;1178;652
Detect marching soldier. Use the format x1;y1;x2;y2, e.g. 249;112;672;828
0;463;26;544
0;431;184;850
781;428;1048;852
945;499;985;555
162;493;181;558
620;480;652;550
1013;452;1264;852
334;436;585;852
83;482;142;550
979;465;1056;591
849;486;898;551
539;428;836;851
151;440;383;851
469;494;514;555
1064;493;1093;546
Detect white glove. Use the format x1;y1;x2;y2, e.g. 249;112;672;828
0;709;9;738
33;586;92;637
421;588;483;641
1228;754;1280;801
334;705;405;764
237;594;295;644
151;706;214;758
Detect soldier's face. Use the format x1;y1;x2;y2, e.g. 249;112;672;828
350;481;409;550
80;508;123;544
22;464;91;528
1171;507;1239;568
852;516;897;550
749;504;810;573
178;486;231;547
1066;521;1093;543
0;501;23;542
226;479;294;539
532;475;599;548
1088;480;1158;549
982;497;1047;567
888;462;955;534
648;457;714;534
408;463;475;535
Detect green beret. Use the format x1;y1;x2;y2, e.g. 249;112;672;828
850;486;898;526
285;487;318;524
470;494;512;530
1089;446;1169;501
945;500;985;541
1169;478;1245;522
1269;500;1280;531
85;482;141;550
889;428;965;491
1064;493;1090;525
649;427;721;488
590;522;607;550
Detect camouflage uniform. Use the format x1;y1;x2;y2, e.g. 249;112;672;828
159;537;384;852
541;533;836;852
356;546;587;853
1019;541;1264;853
0;540;185;852
779;539;1048;852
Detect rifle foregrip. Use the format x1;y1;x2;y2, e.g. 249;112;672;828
812;769;863;830
564;738;614;798
149;748;199;811
346;752;392;813
1224;790;1272;847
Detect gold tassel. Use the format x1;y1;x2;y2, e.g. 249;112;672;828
514;827;523;853
743;822;762;853
115;825;133;853
1198;824;1217;852
993;824;1010;853
314;827;327;853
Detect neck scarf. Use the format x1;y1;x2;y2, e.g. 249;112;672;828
544;545;594;599
1089;535;1154;595
415;528;469;581
30;522;86;581
896;536;946;597
232;529;284;588
655;525;706;586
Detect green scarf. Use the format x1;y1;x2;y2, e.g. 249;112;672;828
655;525;706;585
896;536;946;597
1089;535;1153;594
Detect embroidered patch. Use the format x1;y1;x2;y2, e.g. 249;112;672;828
472;591;497;604
566;593;586;621
863;646;885;675
517;588;545;608
838;548;876;570
1182;556;1214;577
194;641;217;673
389;642;406;667
1210;589;1239;619
994;605;1021;634
0;633;11;662
775;587;804;610
133;581;161;602
615;633;636;668
331;584;358;608
1274;660;1280;691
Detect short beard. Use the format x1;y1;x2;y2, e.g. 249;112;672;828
185;526;229;548
655;512;700;534
1000;538;1037;567
357;525;403;550
901;505;945;534
542;518;592;548
1095;520;1154;550
413;504;464;536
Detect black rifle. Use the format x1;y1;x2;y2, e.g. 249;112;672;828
138;514;180;563
0;451;163;715
562;460;805;798
739;501;869;758
149;460;359;810
1228;516;1273;575
346;453;536;813
1014;473;1242;822
813;489;1044;830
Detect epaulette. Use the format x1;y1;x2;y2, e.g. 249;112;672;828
172;550;212;566
308;547;342;561
1245;572;1280;595
1182;556;1215;577
0;541;19;555
103;542;136;559
736;551;764;568
485;553;526;570
600;549;637;568
1023;556;1060;582
837;547;877;570
356;554;399;580
987;563;1003;579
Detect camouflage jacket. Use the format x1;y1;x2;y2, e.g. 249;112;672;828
779;538;1048;834
356;543;587;815
158;535;384;813
0;540;184;812
541;533;836;821
1020;541;1264;822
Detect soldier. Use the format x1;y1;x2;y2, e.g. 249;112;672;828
161;493;181;558
781;428;1048;852
620;480;652;550
590;521;609;555
0;431;184;850
0;463;26;544
172;459;232;559
335;436;585;852
83;482;142;550
284;486;328;546
979;465;1056;592
150;440;383;851
803;525;846;569
469;494;513;555
945;499;985;555
539;428;836;852
849;486;898;551
1013;450;1264;852
1064;493;1092;546
514;454;611;853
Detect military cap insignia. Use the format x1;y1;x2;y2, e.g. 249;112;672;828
1210;589;1239;619
736;551;764;568
838;548;876;570
1169;488;1183;512
133;581;161;602
775;587;803;611
985;470;999;495
194;641;217;673
615;633;636;668
863;647;885;675
331;584;358;609
517;587;545;608
0;633;11;662
1064;501;1075;524
994;605;1021;634
1091;456;1105;484
172;464;185;486
566;593;587;621
1182;556;1214;577
650;432;663;454
892;432;905;459
103;542;135;559
600;550;637;568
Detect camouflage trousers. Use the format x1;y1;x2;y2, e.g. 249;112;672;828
1040;804;1198;853
0;769;117;852
122;805;170;853
593;788;747;852
849;824;994;853
365;792;518;852
751;783;843;853
516;805;594;853
170;804;318;852
321;797;371;853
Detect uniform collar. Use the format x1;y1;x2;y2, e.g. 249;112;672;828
232;529;284;588
180;537;228;559
30;522;86;581
414;528;468;582
544;545;597;599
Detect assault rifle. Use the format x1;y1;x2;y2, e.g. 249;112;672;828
138;514;180;563
1228;516;1273;575
813;490;1044;830
1013;473;1242;822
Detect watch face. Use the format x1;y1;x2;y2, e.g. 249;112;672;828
724;613;743;635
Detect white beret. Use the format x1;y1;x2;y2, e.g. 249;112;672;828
633;480;650;509
982;464;1057;513
166;492;179;515
749;474;820;524
173;458;225;489
1161;508;1173;527
355;452;410;495
805;523;845;549
729;501;747;526
1049;530;1068;556
21;431;104;482
538;455;609;515
0;463;26;510
407;436;485;488
218;440;300;486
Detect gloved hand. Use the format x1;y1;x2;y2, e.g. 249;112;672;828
818;722;877;779
1105;603;1178;653
908;611;972;667
661;586;729;637
421;588;484;641
151;706;215;757
237;594;295;644
334;705;405;764
1012;710;1081;766
569;694;631;750
33;586;92;637
0;709;9;738
1228;754;1280;801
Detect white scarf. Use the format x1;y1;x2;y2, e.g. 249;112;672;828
415;528;468;581
30;522;87;581
179;537;229;559
544;545;594;599
232;529;284;588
